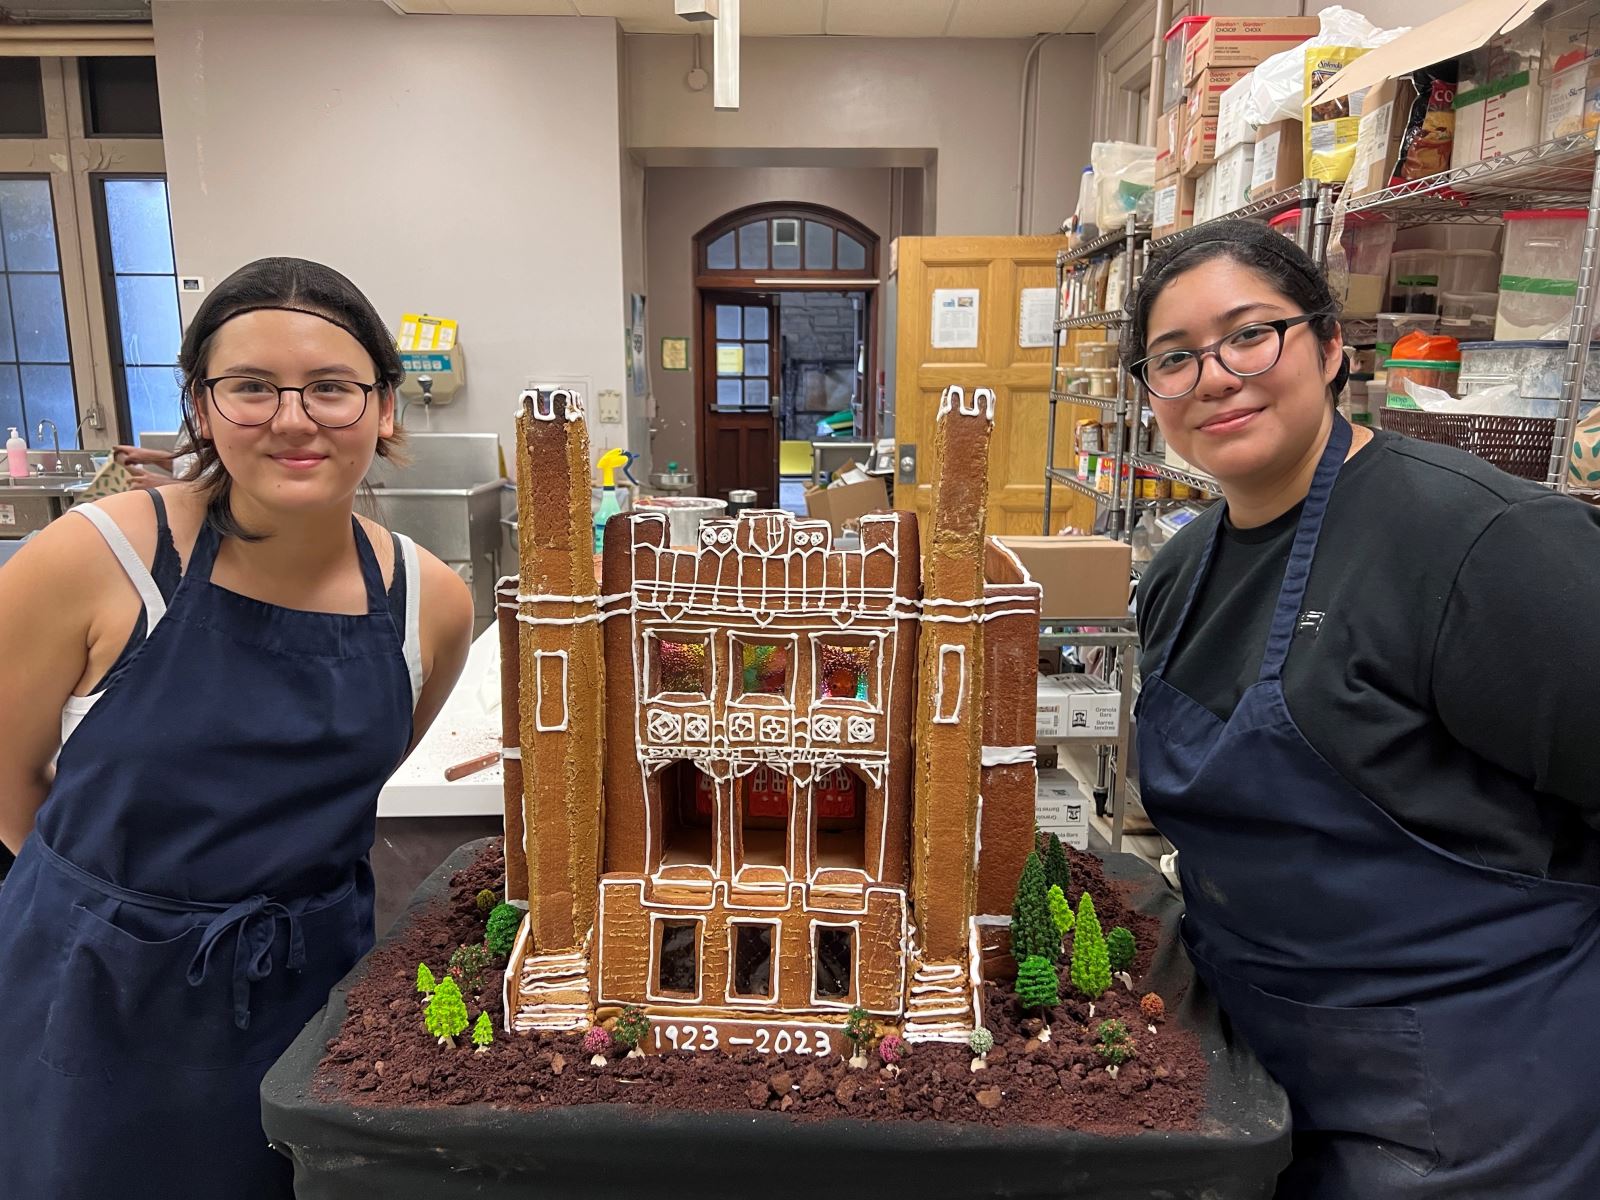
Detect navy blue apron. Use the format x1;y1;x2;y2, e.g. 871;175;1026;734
1137;417;1600;1197
0;509;413;1198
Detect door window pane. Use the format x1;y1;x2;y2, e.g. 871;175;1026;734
743;305;768;340
804;221;834;270
706;231;736;270
0;59;46;138
0;179;61;271
743;342;768;376
9;273;70;362
104;179;176;274
716;343;743;375
715;304;741;340
21;365;77;449
838;234;867;271
744;380;769;408
716;379;741;407
738;221;768;270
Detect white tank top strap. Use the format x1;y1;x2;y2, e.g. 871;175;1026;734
71;502;167;628
396;532;424;710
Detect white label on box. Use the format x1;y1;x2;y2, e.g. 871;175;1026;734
1544;62;1589;141
1038;673;1120;739
1153;182;1178;228
1036;769;1089;849
0;504;13;527
1250;130;1281;193
1194;169;1216;223
1349;97;1396;193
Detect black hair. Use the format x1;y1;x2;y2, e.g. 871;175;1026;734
1122;218;1349;400
176;256;406;541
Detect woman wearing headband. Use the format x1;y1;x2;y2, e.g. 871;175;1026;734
0;258;475;1197
1128;220;1600;1197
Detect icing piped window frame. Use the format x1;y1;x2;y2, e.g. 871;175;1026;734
810;631;886;713
810;920;859;1006
725;917;782;1005
648;913;706;1004
728;632;797;708
646;630;712;700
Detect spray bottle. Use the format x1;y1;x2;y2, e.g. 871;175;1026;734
593;447;639;553
6;428;27;479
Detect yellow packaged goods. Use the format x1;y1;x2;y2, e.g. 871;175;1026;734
996;536;1132;621
1249;118;1304;199
1304;45;1371;182
1183;16;1319;83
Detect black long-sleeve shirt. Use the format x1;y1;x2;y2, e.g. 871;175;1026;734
1137;428;1600;884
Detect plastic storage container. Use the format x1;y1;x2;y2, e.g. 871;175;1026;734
1162;16;1210;111
1393;224;1502;253
1458;339;1600;413
1268;209;1301;243
1441;291;1500;321
1437;249;1501;294
1497;209;1587;340
1376;312;1443;366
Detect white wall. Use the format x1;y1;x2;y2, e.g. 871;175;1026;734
626;34;1099;237
153;0;633;471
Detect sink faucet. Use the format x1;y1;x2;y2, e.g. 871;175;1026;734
36;419;61;473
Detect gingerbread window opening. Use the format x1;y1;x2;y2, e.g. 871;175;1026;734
731;923;776;999
659;760;715;868
737;640;790;699
738;764;790;870
812;765;867;871
816;641;873;704
653;635;709;697
813;925;855;1001
656;920;699;997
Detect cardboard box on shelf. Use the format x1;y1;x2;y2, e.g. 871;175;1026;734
1215;73;1257;156
1188;65;1253;123
1213;143;1257;215
1344;273;1385;316
1346;77;1417;199
1184;15;1319;84
1036;674;1122;741
1194;166;1217;224
802;472;888;534
1035;768;1089;849
1155;103;1184;178
1181;115;1219;176
1153;173;1197;239
1249;118;1304;199
996;535;1132;621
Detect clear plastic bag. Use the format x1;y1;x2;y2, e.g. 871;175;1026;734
1240;6;1409;127
1090;141;1156;231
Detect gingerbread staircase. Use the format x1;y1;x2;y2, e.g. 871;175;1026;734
902;959;974;1044
504;919;593;1035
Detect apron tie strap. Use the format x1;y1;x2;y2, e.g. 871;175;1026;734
187;895;306;1030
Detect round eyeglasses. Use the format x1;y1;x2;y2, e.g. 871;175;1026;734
1131;312;1330;400
202;376;379;429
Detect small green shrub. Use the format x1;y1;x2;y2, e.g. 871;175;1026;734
485;903;523;957
1107;926;1136;974
1096;1019;1136;1066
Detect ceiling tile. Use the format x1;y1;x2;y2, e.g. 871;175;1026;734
945;0;1091;38
825;0;957;37
443;0;577;13
1068;0;1125;34
744;0;829;36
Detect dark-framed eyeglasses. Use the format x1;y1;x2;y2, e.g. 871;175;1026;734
201;376;379;429
1131;312;1331;400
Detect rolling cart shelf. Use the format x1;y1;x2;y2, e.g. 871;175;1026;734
1050;388;1118;412
1038;623;1140;852
1046;465;1113;504
1058;223;1149;266
1347;133;1597;222
1128;452;1219;494
1056;310;1123;331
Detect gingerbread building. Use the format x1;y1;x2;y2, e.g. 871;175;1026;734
497;386;1041;1049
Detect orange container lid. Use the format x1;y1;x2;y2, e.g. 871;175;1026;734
1390;330;1461;362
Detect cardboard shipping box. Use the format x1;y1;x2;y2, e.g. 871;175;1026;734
802;474;888;534
1249;118;1304;199
1153;172;1197;239
1155;103;1184;178
1215;73;1257;156
1213;143;1256;216
1187;65;1253;122
1035;769;1089;849
996;535;1131;621
1036;675;1122;742
1345;76;1416;200
1184;16;1319;84
1181;115;1219;176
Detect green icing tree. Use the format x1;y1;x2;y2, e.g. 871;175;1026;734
472;1012;495;1052
1015;954;1060;1017
485;903;523;957
844;1005;875;1059
1070;892;1112;1000
1107;926;1137;974
1010;850;1056;964
416;962;437;999
1047;884;1075;938
425;976;470;1045
1096;1019;1136;1066
1042;833;1071;896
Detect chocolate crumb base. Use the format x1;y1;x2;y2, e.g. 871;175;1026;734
313;840;1207;1134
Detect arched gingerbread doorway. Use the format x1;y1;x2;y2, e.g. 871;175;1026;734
692;203;880;508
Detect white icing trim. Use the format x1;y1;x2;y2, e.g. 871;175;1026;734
724;916;783;1007
932;644;966;725
501;747;522;760
520;388;586;422
533;649;570;732
980;745;1035;767
645;911;707;1005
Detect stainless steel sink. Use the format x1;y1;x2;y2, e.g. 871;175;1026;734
0;475;89;537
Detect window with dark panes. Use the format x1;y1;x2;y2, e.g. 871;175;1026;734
83;58;163;138
97;178;182;442
657;921;699;995
731;923;775;998
0;59;46;138
0;178;78;447
814;925;854;1000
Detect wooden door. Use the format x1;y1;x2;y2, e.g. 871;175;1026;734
699;290;779;507
893;236;1095;539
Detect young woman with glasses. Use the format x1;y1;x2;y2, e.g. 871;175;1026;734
1128;220;1600;1198
0;258;474;1198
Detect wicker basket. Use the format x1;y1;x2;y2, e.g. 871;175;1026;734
1380;407;1555;480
